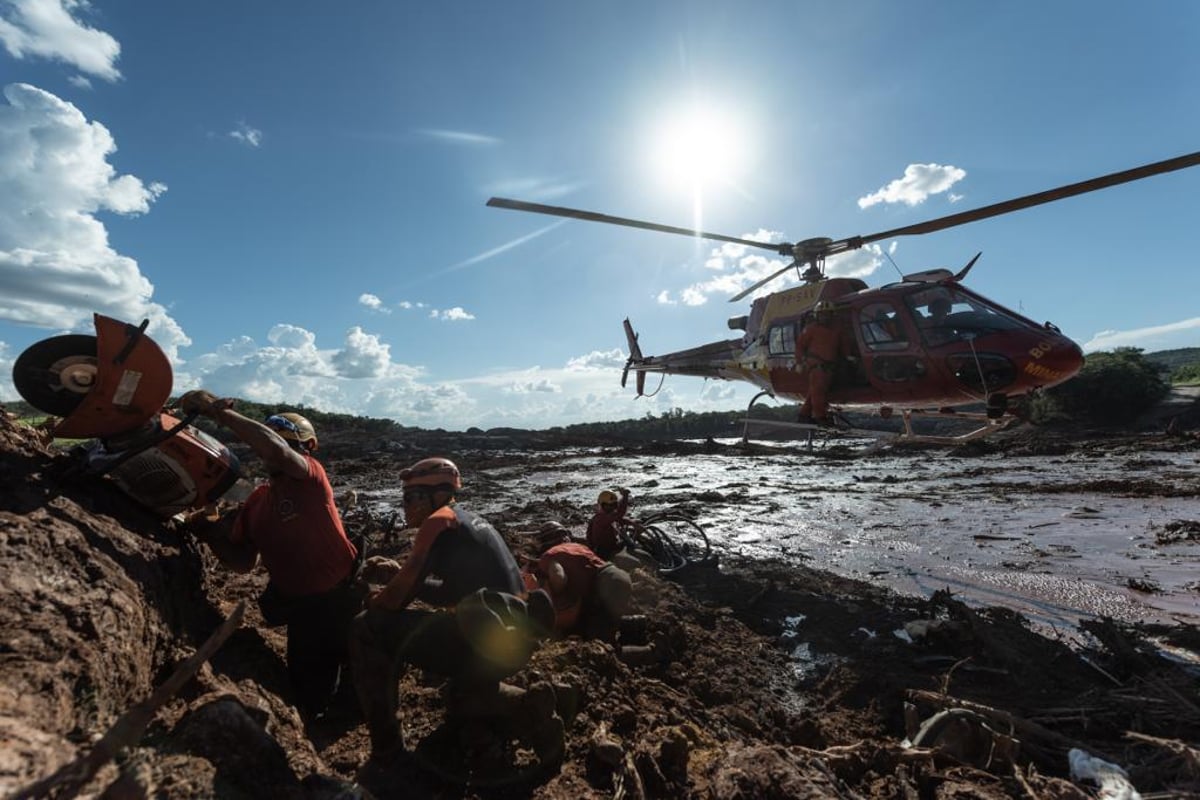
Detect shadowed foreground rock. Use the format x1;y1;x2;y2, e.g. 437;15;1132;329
2;409;1198;799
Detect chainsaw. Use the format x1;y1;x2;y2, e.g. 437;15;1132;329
12;313;243;517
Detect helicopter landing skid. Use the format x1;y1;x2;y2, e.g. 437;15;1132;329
741;409;1017;447
894;408;1018;444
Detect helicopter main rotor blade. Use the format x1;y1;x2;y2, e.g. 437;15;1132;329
728;261;796;303
486;197;790;254
833;150;1200;254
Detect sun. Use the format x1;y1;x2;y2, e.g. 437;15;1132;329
651;103;749;197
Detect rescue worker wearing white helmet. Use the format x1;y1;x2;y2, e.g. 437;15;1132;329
178;391;359;720
349;456;552;758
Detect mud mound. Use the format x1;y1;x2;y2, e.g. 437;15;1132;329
2;410;1199;799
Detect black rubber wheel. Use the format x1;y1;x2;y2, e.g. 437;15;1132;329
12;334;99;416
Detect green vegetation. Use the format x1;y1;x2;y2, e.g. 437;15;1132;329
1026;347;1168;426
552;405;798;441
1170;363;1200;385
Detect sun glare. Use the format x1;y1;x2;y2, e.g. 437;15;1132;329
651;104;748;195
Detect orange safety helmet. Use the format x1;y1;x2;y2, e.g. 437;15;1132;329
597;489;619;506
265;412;318;451
400;457;462;490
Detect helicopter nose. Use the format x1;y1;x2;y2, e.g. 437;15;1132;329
1031;337;1084;386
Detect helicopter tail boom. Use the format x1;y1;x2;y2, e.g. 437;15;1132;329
623;318;747;398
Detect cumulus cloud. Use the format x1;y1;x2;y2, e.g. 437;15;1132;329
501;374;562;394
229;122;262;147
0;341;15;401
358;293;390;313
857;163;966;208
0;0;121;81
1083;317;1200;353
431;307;475;321
332;326;390;378
0;83;186;355
655;290;676;305
158;325;766;431
566;348;626;371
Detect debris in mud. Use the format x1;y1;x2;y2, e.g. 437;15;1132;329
3;409;1200;799
1155;518;1200;544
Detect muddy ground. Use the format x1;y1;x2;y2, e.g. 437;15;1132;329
2;409;1199;799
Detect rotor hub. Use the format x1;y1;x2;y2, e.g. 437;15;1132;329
56;358;99;394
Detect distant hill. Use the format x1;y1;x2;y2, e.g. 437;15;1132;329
1145;347;1200;373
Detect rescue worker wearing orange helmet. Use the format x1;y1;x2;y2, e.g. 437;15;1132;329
586;487;630;560
349;456;550;757
178;391;359;720
794;301;852;426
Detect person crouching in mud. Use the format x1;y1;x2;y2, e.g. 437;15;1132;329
349;457;555;759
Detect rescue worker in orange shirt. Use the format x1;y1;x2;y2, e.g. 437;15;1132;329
179;392;360;720
527;522;632;642
794;301;852;426
348;457;553;757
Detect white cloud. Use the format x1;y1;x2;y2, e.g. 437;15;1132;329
501;374;562;394
66;74;90;89
229;122;262;147
332;326;390;378
0;341;15;401
0;83;186;356
416;128;500;146
857;163;966;208
566;348;626;371
398;300;427;310
0;0;121;81
656;290;676;305
358;293;390;313
1083;317;1200;353
432;307;475;321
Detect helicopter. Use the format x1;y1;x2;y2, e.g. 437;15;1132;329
489;150;1200;442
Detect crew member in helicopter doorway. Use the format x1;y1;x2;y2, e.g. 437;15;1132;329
794;301;852;426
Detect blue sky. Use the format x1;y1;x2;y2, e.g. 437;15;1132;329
1;1;1198;430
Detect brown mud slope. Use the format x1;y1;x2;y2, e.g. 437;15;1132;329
3;410;1199;799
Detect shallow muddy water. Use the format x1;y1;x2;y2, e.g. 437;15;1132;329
361;438;1200;632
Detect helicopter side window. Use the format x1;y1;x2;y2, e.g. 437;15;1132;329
767;322;796;356
860;303;908;351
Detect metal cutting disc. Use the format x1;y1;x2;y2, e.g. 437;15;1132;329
12;334;100;416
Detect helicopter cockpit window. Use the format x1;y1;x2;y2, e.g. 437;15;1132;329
767;322;796;356
860;303;908;351
906;288;1024;346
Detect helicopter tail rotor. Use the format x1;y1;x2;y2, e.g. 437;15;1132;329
622;318;647;396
